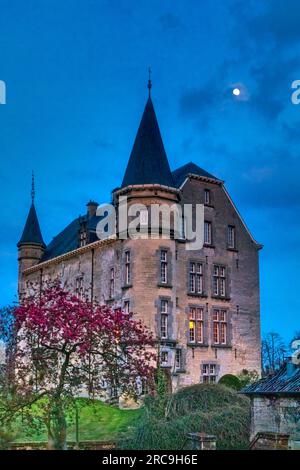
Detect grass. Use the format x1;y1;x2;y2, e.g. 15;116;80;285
12;398;143;443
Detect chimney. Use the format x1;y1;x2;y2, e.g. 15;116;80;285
86;200;98;218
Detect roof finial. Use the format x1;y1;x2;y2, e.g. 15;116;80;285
147;66;152;97
31;171;35;203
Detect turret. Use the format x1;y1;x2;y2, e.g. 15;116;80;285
17;174;45;295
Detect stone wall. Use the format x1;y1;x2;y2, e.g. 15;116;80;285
250;396;300;441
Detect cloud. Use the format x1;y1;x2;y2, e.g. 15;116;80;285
248;0;300;46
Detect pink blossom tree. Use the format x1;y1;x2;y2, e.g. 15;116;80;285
12;281;155;449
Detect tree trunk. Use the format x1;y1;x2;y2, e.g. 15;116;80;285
48;400;67;450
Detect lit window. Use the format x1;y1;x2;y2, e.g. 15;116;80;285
204;189;210;205
201;363;217;383
109;268;115;298
124;250;131;285
213;265;226;297
160;250;168;284
204;221;212;245
227;225;235;249
212;309;227;345
189;307;204;343
189;262;203;294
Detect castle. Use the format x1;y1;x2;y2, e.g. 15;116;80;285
17;86;262;391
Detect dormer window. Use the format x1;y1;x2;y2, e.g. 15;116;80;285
79;229;87;247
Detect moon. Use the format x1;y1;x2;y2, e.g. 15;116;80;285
232;88;241;96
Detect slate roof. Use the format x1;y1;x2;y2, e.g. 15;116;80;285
241;363;300;395
121;97;174;188
18;203;45;248
41;213;104;262
171;162;219;188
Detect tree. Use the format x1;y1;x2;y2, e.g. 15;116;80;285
261;332;286;375
5;281;155;449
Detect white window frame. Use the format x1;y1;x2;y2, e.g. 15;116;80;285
204;221;212;245
124;250;131;285
160;250;168;284
201;363;217;383
213;265;226;298
212;309;227;345
160;299;168;339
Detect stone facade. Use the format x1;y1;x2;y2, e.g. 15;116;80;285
17;94;262;393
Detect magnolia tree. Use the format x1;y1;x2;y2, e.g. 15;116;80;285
8;281;155;449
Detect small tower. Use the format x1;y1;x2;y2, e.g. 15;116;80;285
17;174;45;295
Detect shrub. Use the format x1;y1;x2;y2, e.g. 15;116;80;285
119;384;250;450
219;374;242;390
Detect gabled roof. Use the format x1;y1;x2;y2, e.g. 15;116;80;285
172;162;219;188
18;203;45;248
121;97;174;188
242;363;300;395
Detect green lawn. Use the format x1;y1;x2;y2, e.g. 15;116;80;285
12;398;142;443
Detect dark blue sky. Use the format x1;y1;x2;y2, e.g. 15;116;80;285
0;0;299;340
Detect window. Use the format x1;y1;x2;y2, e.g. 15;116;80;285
213;265;226;297
160;350;169;366
204;189;210;205
123;300;130;313
109;268;115;298
189;307;204;343
227;225;236;249
124;250;131;285
212;309;227;345
160;250;168;284
175;349;182;370
160;300;168;339
204;221;212;245
201;364;217;383
76;276;84;299
189;262;203;294
79;229;87;247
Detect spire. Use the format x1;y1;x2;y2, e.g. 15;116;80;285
121;91;174;188
17;176;45;248
147;67;152;97
31;171;35;203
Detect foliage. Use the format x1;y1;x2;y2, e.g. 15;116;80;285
261;332;286;375
2;280;155;449
219;374;242;390
120;384;250;450
237;369;260;388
